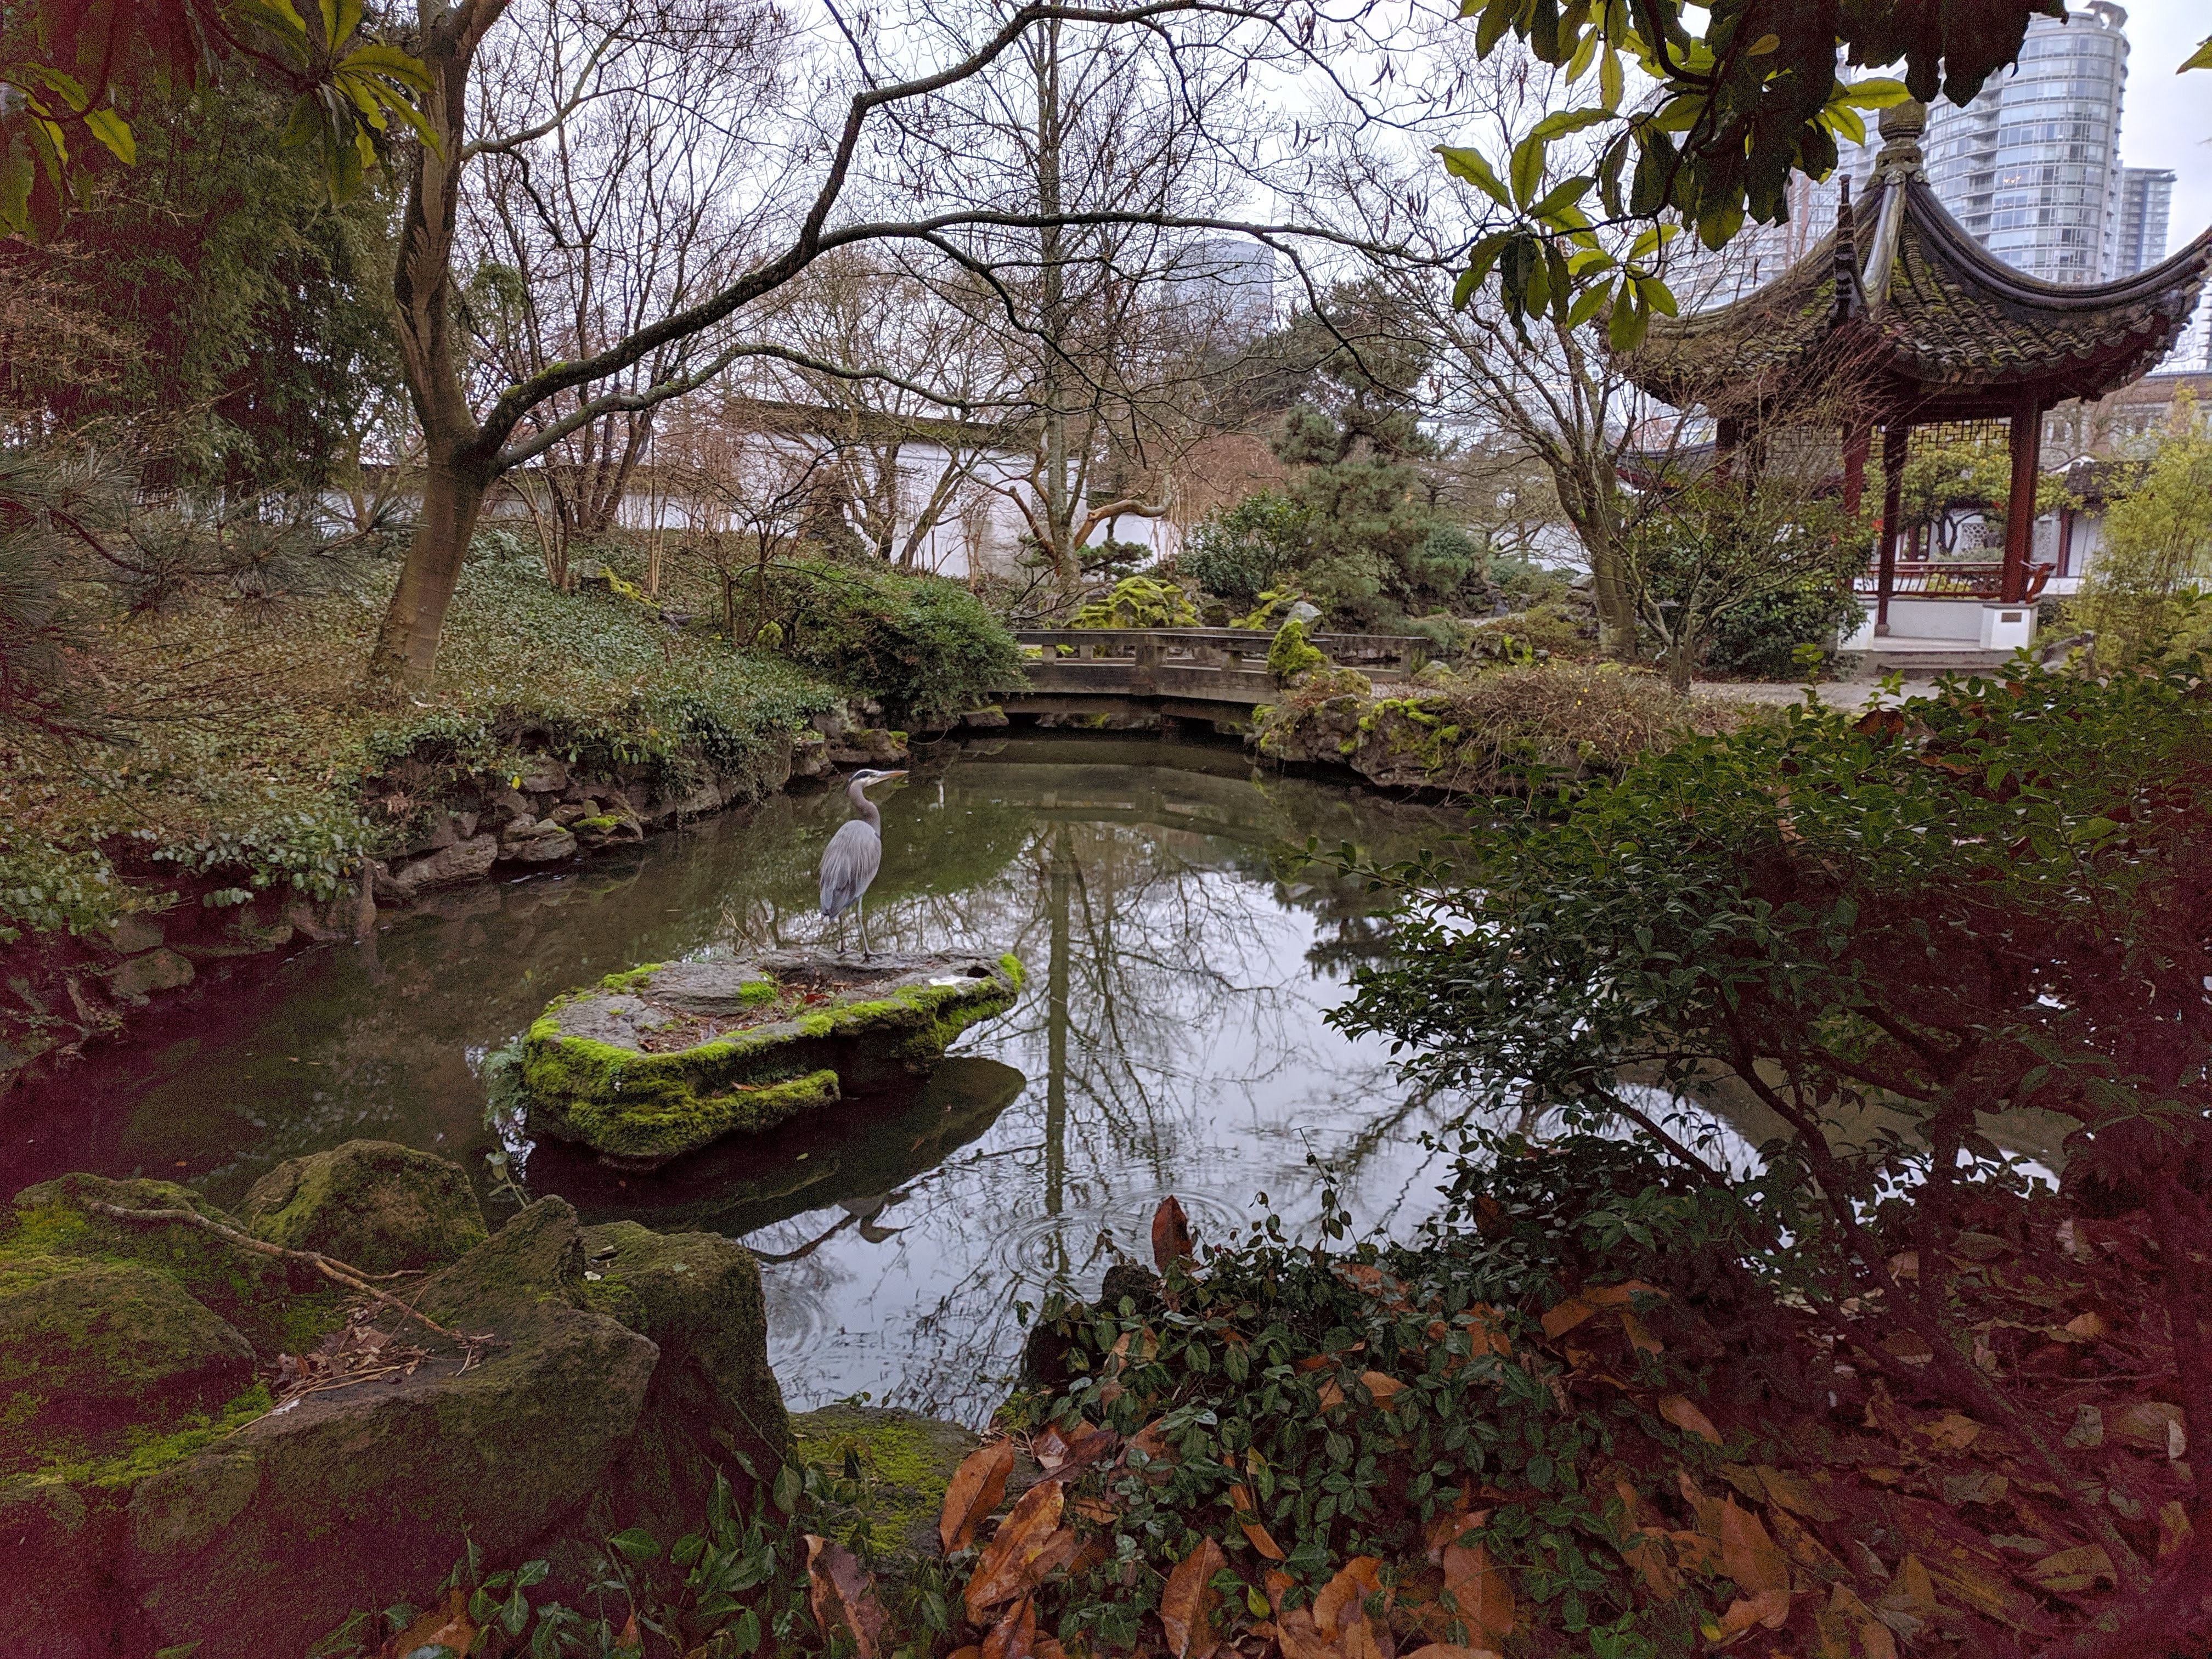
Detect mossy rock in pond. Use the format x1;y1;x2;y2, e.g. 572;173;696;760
240;1139;487;1276
521;949;1025;1169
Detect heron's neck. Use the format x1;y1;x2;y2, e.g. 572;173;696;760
848;780;881;830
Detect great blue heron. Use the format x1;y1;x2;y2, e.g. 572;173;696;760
819;767;906;957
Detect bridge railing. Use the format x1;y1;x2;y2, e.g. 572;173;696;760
1013;627;1430;682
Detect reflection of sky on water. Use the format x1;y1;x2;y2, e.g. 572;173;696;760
0;737;1463;1425
718;766;1466;1423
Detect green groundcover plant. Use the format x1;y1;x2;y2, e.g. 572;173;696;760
1336;657;2212;1556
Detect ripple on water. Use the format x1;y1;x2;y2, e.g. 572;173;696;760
995;1186;1252;1285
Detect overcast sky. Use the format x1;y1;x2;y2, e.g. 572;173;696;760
2117;2;2211;253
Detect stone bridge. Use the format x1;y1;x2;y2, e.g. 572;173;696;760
995;628;1429;723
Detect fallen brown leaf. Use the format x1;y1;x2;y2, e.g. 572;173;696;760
2160;1502;2196;1560
940;1439;1015;1555
1753;1464;1837;1521
1719;1497;1791;1601
806;1533;887;1659
1709;1587;1792;1645
1922;1412;1982;1451
380;1587;472;1659
2026;1543;2116;1593
1542;1296;1599;1339
1160;1536;1227;1659
981;1595;1037;1659
1311;1554;1385;1641
1440;1536;1515;1649
1359;1370;1405;1408
1825;1583;1896;1659
1152;1195;1195;1272
1227;1481;1286;1560
964;1481;1076;1620
1657;1395;1722;1444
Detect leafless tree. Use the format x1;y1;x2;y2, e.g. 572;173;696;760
453;0;787;582
652;396;846;641
366;0;1428;689
761;250;1018;571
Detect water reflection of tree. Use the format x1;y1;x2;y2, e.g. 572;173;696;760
36;736;1465;1421
741;759;1466;1420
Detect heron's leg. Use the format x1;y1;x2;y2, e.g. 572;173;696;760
858;893;871;959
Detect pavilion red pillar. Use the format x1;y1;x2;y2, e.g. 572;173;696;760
2002;388;2044;603
1842;425;1870;516
1877;420;1909;635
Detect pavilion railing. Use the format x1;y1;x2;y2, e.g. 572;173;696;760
1852;561;2055;601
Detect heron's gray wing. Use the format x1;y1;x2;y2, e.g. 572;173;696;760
819;820;882;918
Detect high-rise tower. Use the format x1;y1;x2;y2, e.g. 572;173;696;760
2117;167;2175;277
1920;1;2131;285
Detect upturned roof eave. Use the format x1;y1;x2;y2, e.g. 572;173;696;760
1617;164;2212;414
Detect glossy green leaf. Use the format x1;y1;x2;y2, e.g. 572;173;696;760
1509;133;1547;207
1530;175;1593;222
1437;145;1512;208
1531;106;1611;143
81;108;135;165
1607;288;1648;350
1567;275;1614;329
1835;76;1912;109
1599;45;1624;111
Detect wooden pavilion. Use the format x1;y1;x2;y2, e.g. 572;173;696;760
1620;99;2212;643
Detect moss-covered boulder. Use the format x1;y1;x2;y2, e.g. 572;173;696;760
5;1174;297;1356
578;1221;787;1535
0;1259;255;1459
240;1139;487;1274
2;1153;793;1659
121;1199;657;1658
521;949;1024;1169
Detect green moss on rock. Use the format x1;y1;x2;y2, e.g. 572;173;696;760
521;952;1023;1168
0;1258;256;1473
793;1404;984;1562
120;1199;661;1659
538;1065;842;1169
1268;617;1327;680
240;1139;487;1276
4;1176;292;1356
578;1221;788;1535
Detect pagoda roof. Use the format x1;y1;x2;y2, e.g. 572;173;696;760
1619;101;2212;422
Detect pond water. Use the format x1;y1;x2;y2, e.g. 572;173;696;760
0;734;1472;1423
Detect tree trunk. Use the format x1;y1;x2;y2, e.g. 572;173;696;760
1543;450;1639;662
366;456;493;687
1033;20;1080;600
363;0;509;691
1591;537;1638;660
1665;637;1694;692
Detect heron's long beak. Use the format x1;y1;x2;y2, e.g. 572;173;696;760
875;769;909;782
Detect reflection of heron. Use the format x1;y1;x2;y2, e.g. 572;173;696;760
819;768;906;957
